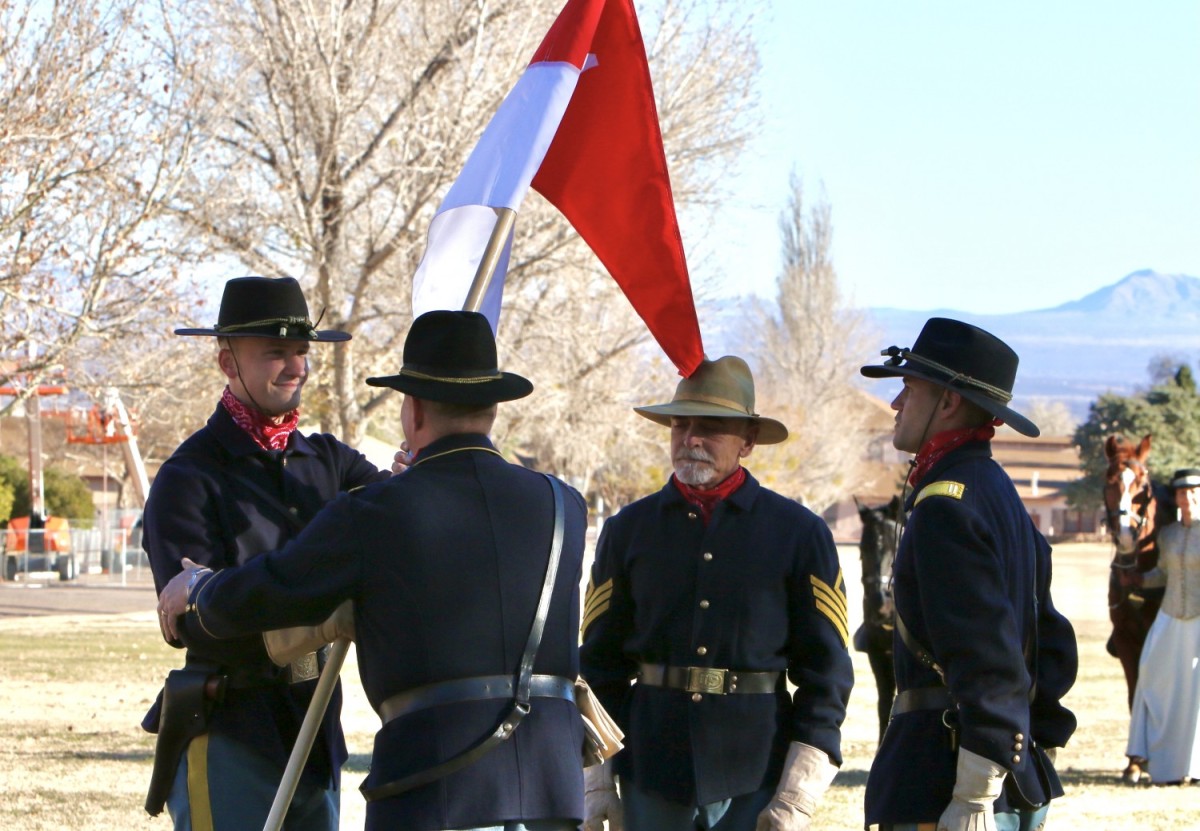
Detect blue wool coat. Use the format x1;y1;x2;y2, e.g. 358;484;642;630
142;404;386;788
580;471;853;807
864;441;1079;825
184;433;588;831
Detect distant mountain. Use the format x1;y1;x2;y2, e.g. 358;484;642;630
706;270;1200;425
864;270;1200;421
1051;270;1200;316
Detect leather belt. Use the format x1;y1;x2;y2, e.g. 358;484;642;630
637;663;780;695
891;686;955;716
184;649;325;690
379;674;576;726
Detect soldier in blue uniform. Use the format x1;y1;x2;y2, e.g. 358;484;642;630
159;310;589;831
579;356;854;831
143;276;388;830
859;318;1078;831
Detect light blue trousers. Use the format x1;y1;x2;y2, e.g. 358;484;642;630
621;779;774;831
166;732;338;831
880;805;1050;831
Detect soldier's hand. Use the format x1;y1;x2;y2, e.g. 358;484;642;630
756;743;836;831
936;748;1003;831
391;442;413;475
582;763;623;831
157;557;209;645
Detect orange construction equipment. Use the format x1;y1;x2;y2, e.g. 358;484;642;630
4;515;75;581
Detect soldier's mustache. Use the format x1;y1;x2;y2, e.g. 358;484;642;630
675;448;714;465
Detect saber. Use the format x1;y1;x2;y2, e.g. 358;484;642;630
263;206;514;831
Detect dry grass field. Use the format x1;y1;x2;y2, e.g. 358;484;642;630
0;542;1197;830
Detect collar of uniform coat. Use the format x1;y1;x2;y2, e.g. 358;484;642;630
661;466;762;515
903;440;994;511
409;432;499;467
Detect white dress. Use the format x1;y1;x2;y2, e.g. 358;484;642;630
1127;520;1200;782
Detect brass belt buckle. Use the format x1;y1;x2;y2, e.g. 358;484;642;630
289;652;319;684
686;667;727;695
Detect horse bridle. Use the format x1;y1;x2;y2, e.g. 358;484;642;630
859;510;899;627
1104;461;1155;600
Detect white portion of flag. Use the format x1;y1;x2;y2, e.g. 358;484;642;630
410;205;512;329
411;60;583;326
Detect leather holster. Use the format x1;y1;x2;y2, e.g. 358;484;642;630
144;669;226;817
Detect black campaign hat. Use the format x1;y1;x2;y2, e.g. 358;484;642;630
860;317;1039;438
1171;469;1200;489
175;276;350;342
366;310;532;405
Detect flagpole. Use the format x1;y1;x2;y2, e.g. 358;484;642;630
263;638;350;831
463;208;516;313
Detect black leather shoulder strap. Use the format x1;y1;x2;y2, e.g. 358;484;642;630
361;473;567;802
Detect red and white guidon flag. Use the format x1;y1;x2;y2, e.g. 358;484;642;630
411;0;704;377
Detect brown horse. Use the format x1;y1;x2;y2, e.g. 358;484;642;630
1102;433;1167;784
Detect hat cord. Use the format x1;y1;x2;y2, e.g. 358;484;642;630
217;315;317;339
881;347;1013;403
399;367;503;384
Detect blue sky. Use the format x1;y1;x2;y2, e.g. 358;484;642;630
700;1;1200;314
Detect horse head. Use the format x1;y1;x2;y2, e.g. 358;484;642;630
1103;433;1157;560
856;495;901;628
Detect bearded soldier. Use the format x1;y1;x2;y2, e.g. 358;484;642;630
580;356;853;831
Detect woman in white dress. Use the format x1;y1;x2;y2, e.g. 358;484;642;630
1126;467;1200;784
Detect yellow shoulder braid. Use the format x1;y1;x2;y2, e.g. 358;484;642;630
914;480;966;507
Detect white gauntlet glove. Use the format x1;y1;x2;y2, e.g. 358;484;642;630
582;762;623;831
263;600;355;666
755;742;838;831
937;747;1006;831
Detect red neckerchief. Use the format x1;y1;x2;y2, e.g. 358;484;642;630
672;466;747;525
220;386;299;452
908;421;998;486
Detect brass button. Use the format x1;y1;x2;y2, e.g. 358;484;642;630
699;600;710;609
688;512;698;520
1012;754;1021;764
696;646;707;656
1014;733;1024;742
702;552;713;562
691;693;702;703
1013;742;1023;751
729;683;737;691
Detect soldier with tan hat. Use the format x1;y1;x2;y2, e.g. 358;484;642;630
579;356;853;831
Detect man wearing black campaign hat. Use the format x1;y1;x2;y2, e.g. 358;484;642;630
157;310;590;831
142;276;390;830
859;318;1079;831
1125;467;1200;784
579;356;853;831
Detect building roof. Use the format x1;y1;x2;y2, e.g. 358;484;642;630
991;433;1081;503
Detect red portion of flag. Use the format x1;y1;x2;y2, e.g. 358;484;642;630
530;0;605;69
532;0;704;378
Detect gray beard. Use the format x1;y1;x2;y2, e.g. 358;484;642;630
674;451;717;487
